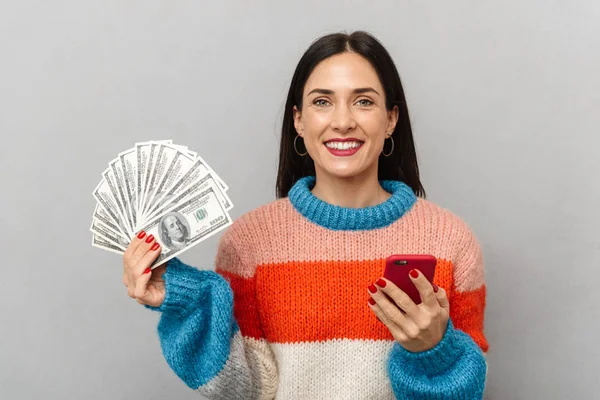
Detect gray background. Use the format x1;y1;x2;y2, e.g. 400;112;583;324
1;1;598;399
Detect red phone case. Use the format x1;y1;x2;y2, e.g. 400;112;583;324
383;254;437;305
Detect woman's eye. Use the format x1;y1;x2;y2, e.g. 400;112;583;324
314;99;330;107
357;99;373;106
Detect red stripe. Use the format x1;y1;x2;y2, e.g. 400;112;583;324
450;285;489;352
217;270;263;340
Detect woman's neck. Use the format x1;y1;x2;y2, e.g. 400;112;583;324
311;171;391;209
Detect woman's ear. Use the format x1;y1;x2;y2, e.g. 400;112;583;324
293;105;303;136
386;105;399;136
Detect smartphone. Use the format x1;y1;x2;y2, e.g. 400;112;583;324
383;254;437;305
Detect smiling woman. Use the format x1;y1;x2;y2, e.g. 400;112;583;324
122;30;489;400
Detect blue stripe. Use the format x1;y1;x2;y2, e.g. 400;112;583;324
153;258;240;389
288;176;417;231
387;320;487;399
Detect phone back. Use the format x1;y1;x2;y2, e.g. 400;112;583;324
383;254;437;305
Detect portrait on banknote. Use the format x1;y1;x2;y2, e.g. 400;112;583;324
159;211;191;251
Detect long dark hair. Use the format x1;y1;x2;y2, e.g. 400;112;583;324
276;30;425;199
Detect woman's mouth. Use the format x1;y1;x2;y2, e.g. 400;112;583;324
324;140;364;157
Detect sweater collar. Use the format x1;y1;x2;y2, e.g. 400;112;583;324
288;176;417;231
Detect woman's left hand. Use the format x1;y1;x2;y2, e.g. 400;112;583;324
368;269;450;353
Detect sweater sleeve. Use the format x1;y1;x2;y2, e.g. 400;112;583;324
146;233;278;399
386;222;488;399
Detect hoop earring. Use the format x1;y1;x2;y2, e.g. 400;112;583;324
382;136;394;157
294;135;307;156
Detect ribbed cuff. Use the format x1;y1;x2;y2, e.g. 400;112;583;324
145;258;211;317
391;320;467;376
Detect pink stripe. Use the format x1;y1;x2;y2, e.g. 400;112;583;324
217;198;485;292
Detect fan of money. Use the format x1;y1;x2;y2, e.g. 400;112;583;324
90;140;233;268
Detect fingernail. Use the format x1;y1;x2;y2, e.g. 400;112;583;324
151;242;160;251
376;278;386;288
144;267;151;274
368;298;376;306
145;234;154;243
433;284;439;293
368;284;377;294
410;269;419;278
137;231;146;239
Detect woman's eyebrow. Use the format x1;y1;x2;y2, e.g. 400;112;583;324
307;87;380;96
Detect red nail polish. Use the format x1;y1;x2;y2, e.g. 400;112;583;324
433;284;439;293
151;242;160;251
143;268;151;274
137;231;146;239
368;284;377;294
368;298;376;305
145;234;154;243
376;278;386;288
410;269;419;278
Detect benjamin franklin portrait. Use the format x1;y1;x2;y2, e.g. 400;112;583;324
158;212;191;251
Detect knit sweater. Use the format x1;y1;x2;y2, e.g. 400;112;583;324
149;176;489;399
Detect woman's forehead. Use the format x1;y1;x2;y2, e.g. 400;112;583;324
304;53;382;94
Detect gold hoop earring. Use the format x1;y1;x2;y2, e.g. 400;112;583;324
382;136;394;157
294;135;307;156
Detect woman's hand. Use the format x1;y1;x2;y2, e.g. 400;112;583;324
122;230;166;308
368;269;450;353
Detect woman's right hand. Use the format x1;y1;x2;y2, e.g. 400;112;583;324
123;231;167;308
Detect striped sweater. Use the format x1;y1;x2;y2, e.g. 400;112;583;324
149;176;489;399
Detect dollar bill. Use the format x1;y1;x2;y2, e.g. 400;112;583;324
93;204;125;238
145;170;232;223
90;218;129;250
143;157;209;220
141;184;232;268
92;234;125;255
109;157;135;235
92;178;130;238
101;167;133;236
118;147;138;228
135;140;172;219
141;145;195;221
141;144;173;218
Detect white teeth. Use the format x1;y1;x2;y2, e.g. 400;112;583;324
325;141;362;150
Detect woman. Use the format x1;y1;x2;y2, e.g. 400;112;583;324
122;30;489;399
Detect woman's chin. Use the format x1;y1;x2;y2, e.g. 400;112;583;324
320;164;369;180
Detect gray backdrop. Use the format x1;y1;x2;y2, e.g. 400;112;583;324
1;1;598;399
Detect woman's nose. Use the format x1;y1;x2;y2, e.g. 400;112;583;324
330;104;356;132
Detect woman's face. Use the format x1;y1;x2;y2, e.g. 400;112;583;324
294;52;398;181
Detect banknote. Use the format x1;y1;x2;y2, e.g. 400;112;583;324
140;184;232;268
91;140;233;264
90;218;129;250
92;234;125;255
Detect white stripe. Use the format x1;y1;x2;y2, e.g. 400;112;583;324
272;339;396;400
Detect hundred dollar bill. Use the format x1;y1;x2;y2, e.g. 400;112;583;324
135;140;171;219
141;143;174;218
92;234;125;255
146;157;232;221
90;218;129;249
109;157;135;234
144;149;196;217
92;178;130;238
141;184;232;268
139;142;161;216
145;171;232;223
118;147;138;228
101;167;133;236
93;204;125;238
142;147;197;221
